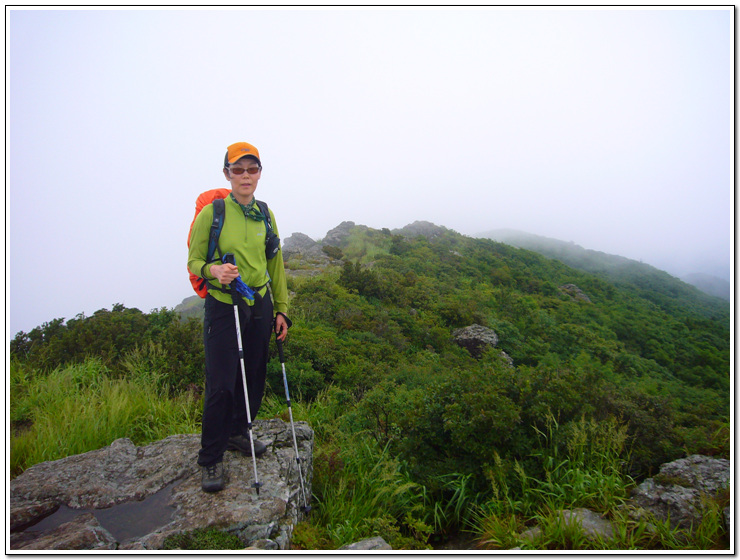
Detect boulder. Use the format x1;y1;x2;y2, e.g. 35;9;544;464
629;454;730;529
339;536;392;550
519;509;613;544
559;284;592;303
452;324;499;359
558;508;614;541
10;419;313;550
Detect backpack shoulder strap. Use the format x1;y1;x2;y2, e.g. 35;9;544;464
199;198;227;293
256;200;272;231
207;198;226;262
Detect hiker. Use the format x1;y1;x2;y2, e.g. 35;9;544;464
187;141;290;493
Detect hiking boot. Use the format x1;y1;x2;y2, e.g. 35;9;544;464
201;462;225;493
227;434;267;457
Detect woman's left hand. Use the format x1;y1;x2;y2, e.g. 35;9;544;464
275;314;289;342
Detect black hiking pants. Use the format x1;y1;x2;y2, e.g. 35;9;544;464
198;293;273;467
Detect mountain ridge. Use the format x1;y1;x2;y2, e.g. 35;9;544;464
477;228;730;303
176;220;728;324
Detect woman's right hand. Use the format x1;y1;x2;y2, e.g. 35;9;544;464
210;263;239;285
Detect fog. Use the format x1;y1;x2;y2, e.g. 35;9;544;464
7;7;732;337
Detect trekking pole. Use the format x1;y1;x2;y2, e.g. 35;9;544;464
222;253;262;496
276;337;311;513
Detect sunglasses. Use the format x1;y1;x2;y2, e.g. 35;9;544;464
229;165;261;175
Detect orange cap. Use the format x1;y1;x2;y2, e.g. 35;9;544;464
225;142;261;166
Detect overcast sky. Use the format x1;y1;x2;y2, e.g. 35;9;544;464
7;7;733;337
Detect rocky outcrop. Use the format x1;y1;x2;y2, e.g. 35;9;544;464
11;513;118;550
283;220;448;265
629;454;730;530
392;221;448;240
282;222;366;268
559;283;592;303
10;419;313;550
282;233;329;263
323;221;366;247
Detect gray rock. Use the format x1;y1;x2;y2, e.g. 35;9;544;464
452;324;499;359
519;509;613;545
11;512;117;550
559;283;592;303
284;220;447;263
283;231;317;252
558;508;614;541
724;506;730;533
515;455;727;547
519;526;542;543
282;233;328;262
392;221;448;240
323;221;366;247
339;536;392;550
10;419;313;550
251;538;279;550
499;350;515;368
629;454;729;529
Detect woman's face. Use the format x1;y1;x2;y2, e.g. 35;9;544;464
223;156;261;203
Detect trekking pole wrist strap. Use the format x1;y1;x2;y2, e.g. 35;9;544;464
275;312;293;328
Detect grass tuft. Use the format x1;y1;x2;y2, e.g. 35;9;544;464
162;528;243;550
10;358;201;477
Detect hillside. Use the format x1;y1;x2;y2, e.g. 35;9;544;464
680;272;731;301
174;220;730;422
478;228;731;305
14;220;731;550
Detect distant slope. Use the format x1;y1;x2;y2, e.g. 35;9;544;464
175;294;205;320
680;273;731;301
477;229;730;315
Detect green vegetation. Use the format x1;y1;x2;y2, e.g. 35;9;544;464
162;527;244;550
10;358;201;477
10;225;730;550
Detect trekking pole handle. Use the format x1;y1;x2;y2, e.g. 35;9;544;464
276;337;285;363
221;253;239;305
221;253;237;290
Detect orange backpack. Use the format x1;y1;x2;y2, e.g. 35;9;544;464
187;188;231;298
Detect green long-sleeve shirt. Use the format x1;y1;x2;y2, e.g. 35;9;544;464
187;195;288;315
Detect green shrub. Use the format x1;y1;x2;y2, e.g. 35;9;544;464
322;245;344;260
290;521;335;550
266;356;325;402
